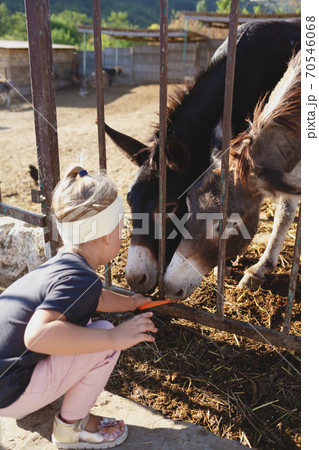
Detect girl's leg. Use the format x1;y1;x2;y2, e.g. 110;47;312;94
60;320;120;421
0;320;120;420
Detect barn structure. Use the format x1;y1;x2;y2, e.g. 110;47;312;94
0;40;76;95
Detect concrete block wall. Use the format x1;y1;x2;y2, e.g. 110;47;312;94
0;47;75;95
77;39;223;85
2;49;30;92
53;49;75;80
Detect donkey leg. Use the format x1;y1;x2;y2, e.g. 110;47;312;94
237;195;299;289
5;92;11;107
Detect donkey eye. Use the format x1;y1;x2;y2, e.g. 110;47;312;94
152;202;178;221
166;203;178;214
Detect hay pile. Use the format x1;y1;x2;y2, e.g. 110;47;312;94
96;200;301;449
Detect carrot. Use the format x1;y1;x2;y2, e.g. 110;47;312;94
138;299;176;310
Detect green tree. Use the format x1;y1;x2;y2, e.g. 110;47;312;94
106;11;132;28
9;11;27;40
0;3;10;36
277;0;301;13
215;0;231;13
51;10;91;29
0;4;27;41
196;0;208;12
148;23;160;30
51;22;77;45
51;20;79;45
100;11;137;48
215;0;268;14
249;0;296;14
51;10;91;46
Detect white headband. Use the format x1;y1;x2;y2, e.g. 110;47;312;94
56;195;124;245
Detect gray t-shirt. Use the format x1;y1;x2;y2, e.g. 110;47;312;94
0;251;102;408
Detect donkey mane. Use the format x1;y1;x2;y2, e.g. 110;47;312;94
166;85;188;122
249;53;301;137
166;64;215;125
153;59;220;138
231;51;301;185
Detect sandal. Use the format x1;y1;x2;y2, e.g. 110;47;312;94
51;412;128;449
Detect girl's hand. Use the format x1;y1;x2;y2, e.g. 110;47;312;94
110;312;157;350
97;290;151;313
130;293;152;310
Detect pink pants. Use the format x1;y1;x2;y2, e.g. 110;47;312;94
0;320;120;421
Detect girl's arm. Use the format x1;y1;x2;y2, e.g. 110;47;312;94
24;308;156;355
97;289;149;312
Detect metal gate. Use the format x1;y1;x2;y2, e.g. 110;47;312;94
0;0;60;258
0;0;300;352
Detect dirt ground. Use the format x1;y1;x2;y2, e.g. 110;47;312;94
0;83;160;209
0;84;301;449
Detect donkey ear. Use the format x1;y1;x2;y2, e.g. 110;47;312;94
253;167;301;196
103;123;149;166
166;136;190;173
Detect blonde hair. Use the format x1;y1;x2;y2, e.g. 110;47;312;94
51;165;118;223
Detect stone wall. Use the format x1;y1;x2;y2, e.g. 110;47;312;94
0;217;46;288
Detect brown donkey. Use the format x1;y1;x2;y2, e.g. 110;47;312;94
164;51;301;299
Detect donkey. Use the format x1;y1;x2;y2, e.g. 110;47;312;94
0;81;14;108
163;51;301;299
102;66;123;86
79;71;108;96
79;67;123;95
104;19;300;293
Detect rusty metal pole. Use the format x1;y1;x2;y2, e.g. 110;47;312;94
216;0;240;316
158;0;168;299
282;208;301;334
92;0;107;171
24;0;60;258
92;0;112;287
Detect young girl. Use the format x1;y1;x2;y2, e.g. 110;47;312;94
0;166;157;449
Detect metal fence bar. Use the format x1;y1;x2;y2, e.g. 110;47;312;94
0;203;45;227
92;0;112;288
92;0;107;172
24;0;60;258
216;0;240;316
282;208;301;335
158;0;168;299
83;32;87;77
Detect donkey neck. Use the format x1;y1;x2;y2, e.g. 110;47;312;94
167;61;226;160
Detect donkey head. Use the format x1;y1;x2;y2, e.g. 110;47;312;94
163;157;300;300
104;123;191;293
